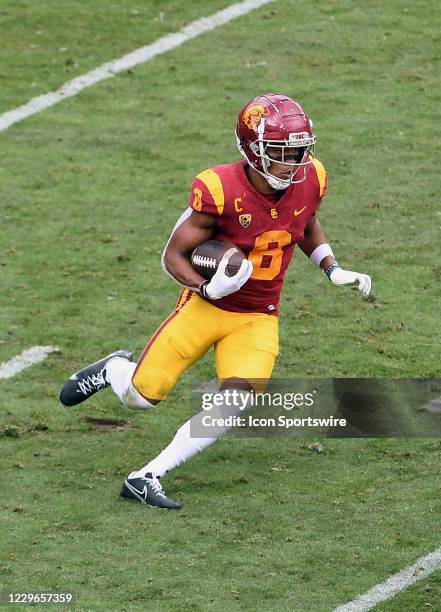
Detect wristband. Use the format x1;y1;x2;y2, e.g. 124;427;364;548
310;243;334;268
324;263;340;280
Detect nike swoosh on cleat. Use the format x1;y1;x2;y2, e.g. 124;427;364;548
125;481;147;501
127;480;166;501
69;374;78;381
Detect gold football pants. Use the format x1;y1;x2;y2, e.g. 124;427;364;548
132;290;279;401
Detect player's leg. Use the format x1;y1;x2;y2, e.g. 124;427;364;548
104;357;155;409
59;289;209;410
121;293;226;508
124;383;254;509
105;306;195;409
107;289;205;409
59;350;134;407
215;311;279;390
127;290;220;404
127;310;278;508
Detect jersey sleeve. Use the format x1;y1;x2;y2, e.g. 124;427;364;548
311;158;328;200
188;168;225;216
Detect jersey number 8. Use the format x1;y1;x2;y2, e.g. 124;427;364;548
248;230;292;281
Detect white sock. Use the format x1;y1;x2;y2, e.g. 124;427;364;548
132;390;251;478
105;357;155;410
131;415;218;479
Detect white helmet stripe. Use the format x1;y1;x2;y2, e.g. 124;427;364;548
257;118;269;174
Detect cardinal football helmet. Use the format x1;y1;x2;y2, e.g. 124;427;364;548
236;93;316;190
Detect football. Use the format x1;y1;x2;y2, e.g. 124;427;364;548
191;239;246;280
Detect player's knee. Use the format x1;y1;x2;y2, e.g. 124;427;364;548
130;369;166;408
131;364;175;404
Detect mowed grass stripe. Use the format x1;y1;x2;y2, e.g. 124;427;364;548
0;0;275;133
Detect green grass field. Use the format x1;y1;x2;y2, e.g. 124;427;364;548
1;1;440;610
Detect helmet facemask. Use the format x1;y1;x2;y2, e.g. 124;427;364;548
236;114;316;191
253;119;316;190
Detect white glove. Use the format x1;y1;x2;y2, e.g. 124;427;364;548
328;266;372;296
204;254;253;300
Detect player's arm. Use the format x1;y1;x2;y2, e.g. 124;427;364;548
298;215;372;297
162;210;217;291
162;209;253;299
298;215;334;270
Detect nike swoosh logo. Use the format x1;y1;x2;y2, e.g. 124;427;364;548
130;481;166;500
128;481;148;500
69;374;78;381
293;205;307;216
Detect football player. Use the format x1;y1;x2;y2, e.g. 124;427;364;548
60;93;371;509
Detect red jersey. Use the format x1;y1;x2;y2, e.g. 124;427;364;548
188;159;328;315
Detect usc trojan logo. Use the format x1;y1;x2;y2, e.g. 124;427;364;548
243;104;270;130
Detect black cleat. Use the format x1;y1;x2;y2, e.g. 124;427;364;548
59;350;132;406
121;473;181;510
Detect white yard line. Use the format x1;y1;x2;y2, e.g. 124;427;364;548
0;0;275;133
334;547;441;611
0;346;59;379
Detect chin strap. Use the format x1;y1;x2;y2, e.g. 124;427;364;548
266;173;291;191
252;165;291;191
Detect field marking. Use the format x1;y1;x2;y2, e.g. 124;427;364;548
0;0;275;133
334;547;441;611
0;346;59;379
